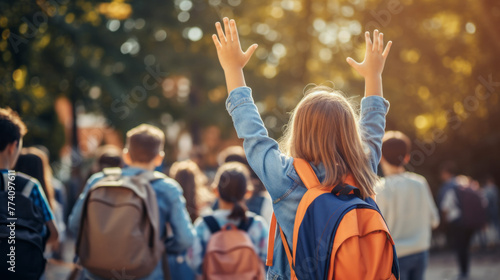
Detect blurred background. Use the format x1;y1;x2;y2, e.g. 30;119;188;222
1;0;500;279
1;0;499;190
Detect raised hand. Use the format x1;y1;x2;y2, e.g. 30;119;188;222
346;30;392;78
212;17;258;72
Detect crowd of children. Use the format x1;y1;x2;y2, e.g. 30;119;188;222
1;17;499;280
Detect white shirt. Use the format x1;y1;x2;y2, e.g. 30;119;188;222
376;172;440;257
441;188;461;223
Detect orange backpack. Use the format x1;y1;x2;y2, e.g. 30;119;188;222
202;216;265;280
266;159;399;280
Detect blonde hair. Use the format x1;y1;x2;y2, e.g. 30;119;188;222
279;86;378;198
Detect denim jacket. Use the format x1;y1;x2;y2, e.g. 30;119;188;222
68;167;196;280
226;86;389;280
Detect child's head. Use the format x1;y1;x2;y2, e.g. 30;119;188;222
280;86;378;198
124;124;165;168
95;145;123;172
213;162;252;221
217;145;247;166
381;131;411;167
0;107;27;168
218;145;266;194
170;160;210;222
15;147;56;209
439;160;458;182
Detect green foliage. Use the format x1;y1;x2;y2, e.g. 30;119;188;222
0;0;499;188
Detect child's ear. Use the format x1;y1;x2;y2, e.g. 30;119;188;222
403;154;411;165
8;141;19;155
123;150;132;165
244;189;253;200
153;152;165;167
213;187;220;198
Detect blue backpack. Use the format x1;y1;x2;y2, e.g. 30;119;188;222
266;159;399;280
0;171;47;280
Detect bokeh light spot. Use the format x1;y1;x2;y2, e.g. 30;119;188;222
187;27;203;41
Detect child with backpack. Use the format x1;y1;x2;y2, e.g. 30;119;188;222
68;124;195;280
188;162;268;279
0;107;59;280
215;145;273;225
441;175;488;279
212;18;396;279
376;131;440;280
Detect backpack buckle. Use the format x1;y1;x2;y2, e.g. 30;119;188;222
331;184;362;199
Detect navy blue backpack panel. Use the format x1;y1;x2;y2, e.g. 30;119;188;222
0;172;47;280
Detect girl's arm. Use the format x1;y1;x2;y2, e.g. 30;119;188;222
347;31;393;171
212;19;294;201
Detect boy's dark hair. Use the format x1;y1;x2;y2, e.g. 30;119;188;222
217;145;248;166
217;145;267;194
213;162;252;222
0;107;27;152
382;131;411;167
95;145;123;171
125;124;165;163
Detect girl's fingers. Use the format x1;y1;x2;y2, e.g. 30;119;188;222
223;17;232;41
230;19;239;44
215;22;226;43
379;33;384;52
372;30;379;52
346;57;360;70
365;31;373;51
382;41;393;58
212;34;222;50
244;44;258;58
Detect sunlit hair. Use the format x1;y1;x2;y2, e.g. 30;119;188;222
279;85;378;199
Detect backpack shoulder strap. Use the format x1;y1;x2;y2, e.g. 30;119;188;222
135;170;168;183
238;216;254;231
21;179;36;198
2;171;37;198
203;216;221;234
293;158;321;189
266;213;297;279
265;159;323;278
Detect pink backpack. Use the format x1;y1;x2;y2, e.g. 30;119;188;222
202;216;265;280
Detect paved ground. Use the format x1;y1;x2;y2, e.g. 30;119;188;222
426;249;500;280
44;239;500;280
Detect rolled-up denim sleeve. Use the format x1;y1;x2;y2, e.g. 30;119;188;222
226;87;294;201
359;96;389;173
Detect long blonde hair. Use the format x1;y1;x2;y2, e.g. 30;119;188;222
279;86;378;198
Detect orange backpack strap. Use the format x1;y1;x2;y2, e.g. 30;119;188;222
266;213;277;266
293;158;321;189
266;213;297;279
279;226;297;279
